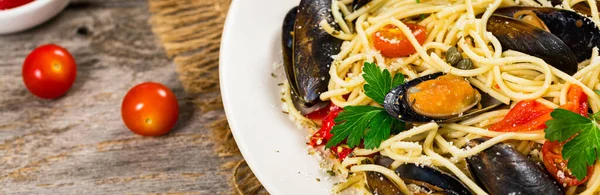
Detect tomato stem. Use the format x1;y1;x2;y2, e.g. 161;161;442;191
145;118;153;125
53;63;61;71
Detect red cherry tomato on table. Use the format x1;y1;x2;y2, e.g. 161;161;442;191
372;24;427;58
0;0;34;10
22;44;77;99
121;82;179;136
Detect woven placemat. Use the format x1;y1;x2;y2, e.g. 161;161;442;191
147;0;267;194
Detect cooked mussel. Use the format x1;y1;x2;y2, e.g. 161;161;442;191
466;139;564;195
383;73;501;123
486;15;579;75
487;6;600;75
282;0;343;114
282;6;297;94
366;156;472;195
365;171;403;195
495;6;600;62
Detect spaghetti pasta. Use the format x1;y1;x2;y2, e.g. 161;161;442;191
282;0;600;194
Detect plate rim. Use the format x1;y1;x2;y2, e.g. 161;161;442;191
219;0;336;194
219;0;277;193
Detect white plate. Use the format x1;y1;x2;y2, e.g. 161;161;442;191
0;0;70;35
220;0;336;194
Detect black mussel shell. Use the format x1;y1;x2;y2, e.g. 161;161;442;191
282;0;344;114
395;163;472;195
494;6;600;63
293;0;343;107
366;156;472;195
283;6;298;95
365;171;403;195
383;73;500;123
282;7;329;114
486;14;579;75
366;155;402;195
466;138;564;195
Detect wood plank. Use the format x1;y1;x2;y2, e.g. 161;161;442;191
0;1;234;194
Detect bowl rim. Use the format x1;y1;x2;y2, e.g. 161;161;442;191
0;0;65;17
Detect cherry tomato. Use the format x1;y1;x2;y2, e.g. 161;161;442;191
0;0;34;10
490;85;592;186
305;105;331;126
306;106;331;121
308;104;342;146
562;85;588;116
121;82;179;136
542;140;593;186
331;145;353;161
307;104;353;160
488;100;553;132
372;24;427;58
490;85;588;132
22;44;77;99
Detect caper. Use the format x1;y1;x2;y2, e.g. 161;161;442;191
445;46;462;66
456;58;474;70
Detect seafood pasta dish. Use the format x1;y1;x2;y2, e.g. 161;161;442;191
281;0;600;194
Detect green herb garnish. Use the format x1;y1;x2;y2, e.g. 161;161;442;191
326;62;405;149
363;62;404;105
545;109;600;180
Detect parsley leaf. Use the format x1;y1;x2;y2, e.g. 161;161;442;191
326;106;384;148
392;73;405;89
325;62;406;150
364;111;394;149
544;109;600;180
563;122;600;180
363;62;392;105
595;90;600;96
363;62;404;105
545;109;591;142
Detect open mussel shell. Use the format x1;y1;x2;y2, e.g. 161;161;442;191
486;15;579;75
366;156;472;195
383;73;501;123
394;163;472;195
283;7;328;114
466;138;564;195
494;6;600;63
293;0;343;106
282;6;298;94
365;171;403;195
282;0;343;114
365;156;401;195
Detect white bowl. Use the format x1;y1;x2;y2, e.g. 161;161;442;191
0;0;70;35
220;0;339;194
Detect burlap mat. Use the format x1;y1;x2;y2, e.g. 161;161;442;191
147;0;268;194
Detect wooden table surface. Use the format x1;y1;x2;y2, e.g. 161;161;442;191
0;0;233;194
